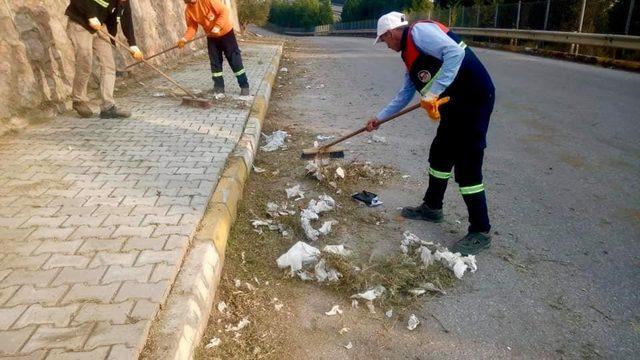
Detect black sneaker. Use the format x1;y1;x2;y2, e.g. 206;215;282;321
100;106;131;119
240;87;250;96
451;232;491;255
401;203;443;222
73;102;93;118
212;87;225;95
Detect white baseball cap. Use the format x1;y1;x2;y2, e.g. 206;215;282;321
374;11;408;44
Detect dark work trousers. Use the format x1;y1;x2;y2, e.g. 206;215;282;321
423;92;495;233
206;30;249;90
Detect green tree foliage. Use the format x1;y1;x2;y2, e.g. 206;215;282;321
269;0;334;28
237;0;271;32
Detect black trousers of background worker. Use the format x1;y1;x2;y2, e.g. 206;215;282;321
423;92;495;233
206;30;249;90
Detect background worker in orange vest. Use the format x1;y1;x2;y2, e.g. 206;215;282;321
178;0;250;96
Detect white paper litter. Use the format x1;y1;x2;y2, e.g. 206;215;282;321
213;93;225;100
314;258;341;282
325;305;343;316
285;185;305;200
296;270;314;281
409;289;426;296
280;67;288;72
371;134;387;143
274;303;284;311
344;342;353;350
266;202;296;217
318;220;337;235
217;301;227;314
276;241;321;273
300;195;337;241
261;130;289;152
335;167;345;179
434;250;477;279
305;159;329;181
421;282;446;295
316;135;335;141
322;245;352;257
234;279;241;288
351;300;359;309
245;282;256;291
401;231;434;255
339;327;350;335
351;285;386;301
225;318;250;332
402;174;411;179
386;309;393;318
253;165;266;173
205;337;221;349
152;92;165;97
407;314;420;330
419;246;435;267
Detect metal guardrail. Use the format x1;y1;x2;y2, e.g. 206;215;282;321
281;25;640;51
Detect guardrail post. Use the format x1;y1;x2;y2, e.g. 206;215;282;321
461;6;465;26
494;4;499;28
575;0;587;54
516;1;521;29
626;0;636;35
544;0;551;30
476;6;481;27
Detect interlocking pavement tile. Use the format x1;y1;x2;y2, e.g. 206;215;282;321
105;345;137;360
77;238;126;253
21;323;93;353
84;321;149;349
163;235;190;250
2;269;58;288
45;347;110;360
111;226;154;239
114;281;169;303
88;251;138;268
68;226;116;240
0;325;36;355
27;227;75;241
0;254;50;271
72;301;134;325
0;305;28;330
33;240;83;255
136;249;183;266
0;286;20;305
61;283;120;304
51;266;108;286
42;254;92;270
122;237;167;251
129;299;158;321
13;303;79;328
6;285;68;307
101;265;152;285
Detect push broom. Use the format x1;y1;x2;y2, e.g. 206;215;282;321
301;102;421;159
99;29;211;109
124;34;207;70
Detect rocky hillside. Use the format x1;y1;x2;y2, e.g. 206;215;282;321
0;0;238;120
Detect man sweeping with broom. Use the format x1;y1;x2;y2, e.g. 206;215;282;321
65;0;143;119
177;0;250;96
366;12;496;255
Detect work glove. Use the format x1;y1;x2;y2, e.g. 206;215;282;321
129;46;143;61
177;37;187;49
88;17;102;31
420;93;450;121
365;118;380;132
212;26;221;35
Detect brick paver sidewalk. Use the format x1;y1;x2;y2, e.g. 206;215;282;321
0;42;279;359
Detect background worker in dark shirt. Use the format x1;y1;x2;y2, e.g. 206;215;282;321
65;0;143;118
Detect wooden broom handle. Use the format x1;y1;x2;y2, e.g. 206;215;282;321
125;34;207;69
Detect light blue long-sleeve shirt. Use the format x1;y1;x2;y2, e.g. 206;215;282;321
376;22;466;120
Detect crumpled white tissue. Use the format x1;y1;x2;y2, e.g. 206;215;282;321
276;241;320;273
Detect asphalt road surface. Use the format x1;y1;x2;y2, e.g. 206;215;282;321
255;28;640;358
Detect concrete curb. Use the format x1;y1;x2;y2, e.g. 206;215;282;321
142;42;284;360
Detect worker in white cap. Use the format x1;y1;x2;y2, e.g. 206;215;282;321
366;11;496;256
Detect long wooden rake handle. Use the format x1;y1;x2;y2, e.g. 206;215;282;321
320;103;422;150
98;29;198;99
125;34;207;69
